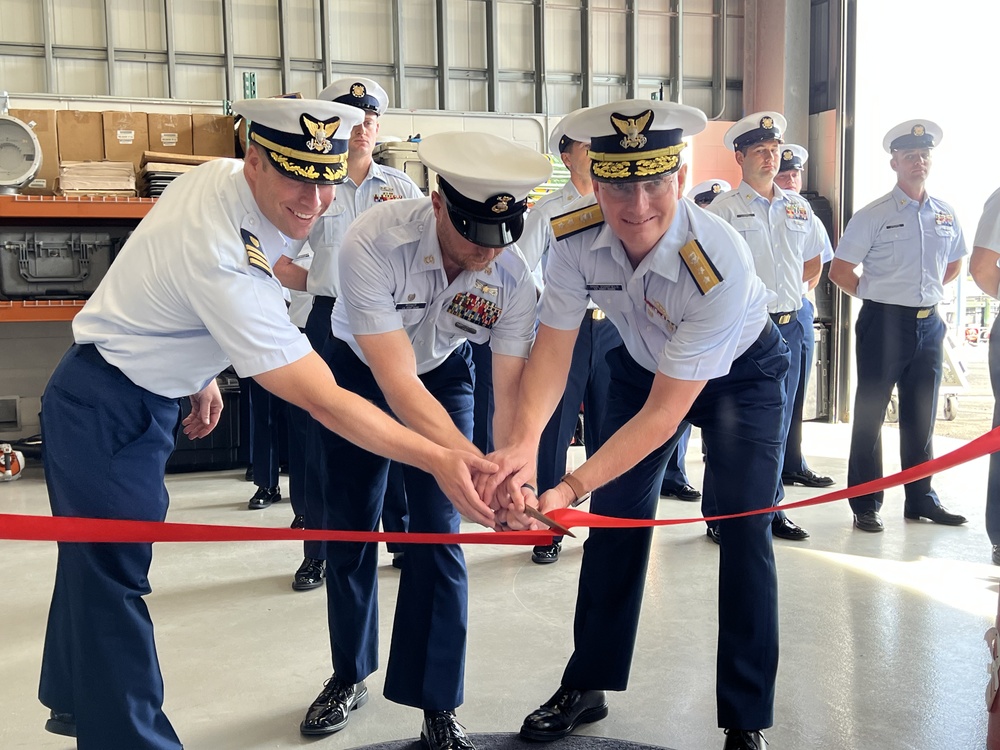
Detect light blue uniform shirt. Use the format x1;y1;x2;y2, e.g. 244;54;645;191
708;181;824;314
540;197;773;381
73;159;312;398
521;181;584;288
835;185;967;306
973;186;1000;254
331;199;537;375
307;161;423;298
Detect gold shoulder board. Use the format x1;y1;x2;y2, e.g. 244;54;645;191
550;204;605;241
242;228;273;278
679;238;722;295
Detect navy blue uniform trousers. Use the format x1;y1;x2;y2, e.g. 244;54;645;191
318;337;472;710
847;301;945;514
249;378;282;489
39;344;183;750
536;312;622;493
661;422;692;490
782;296;815;475
561;325;788;730
986;315;1000;544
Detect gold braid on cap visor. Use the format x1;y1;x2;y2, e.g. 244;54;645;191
589;141;686;180
251;132;348;182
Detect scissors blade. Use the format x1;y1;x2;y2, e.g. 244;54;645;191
523;505;576;538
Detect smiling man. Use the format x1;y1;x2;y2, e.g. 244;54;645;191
35;98;499;750
298;131;550;750
481;99;790;750
829;119;967;533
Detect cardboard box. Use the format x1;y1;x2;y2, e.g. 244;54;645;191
103;111;149;170
56;110;104;163
147;113;193;154
9;109;59;195
192;114;235;158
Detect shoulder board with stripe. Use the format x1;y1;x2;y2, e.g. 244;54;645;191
241;228;272;278
679;238;722;295
550;204;605;241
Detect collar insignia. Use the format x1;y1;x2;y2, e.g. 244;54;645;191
301;114;340;154
610;109;653;149
424;255;435;265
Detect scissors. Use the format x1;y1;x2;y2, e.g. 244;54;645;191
522;505;576;538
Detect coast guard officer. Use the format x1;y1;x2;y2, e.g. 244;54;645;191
482;99;789;750
706;112;825;543
829;119;967;532
37;98;497;750
298;132;550;750
771;144;835;490
284;77;424;588
519;109;624;565
970;186;1000;564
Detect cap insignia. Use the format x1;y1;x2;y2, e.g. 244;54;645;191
491;195;514;214
712;183;722;193
610;110;653;150
301;115;340;154
761;116;774;130
351;83;366;98
912;124;925;136
782;149;793;160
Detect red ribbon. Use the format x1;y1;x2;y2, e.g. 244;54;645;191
3;426;998;545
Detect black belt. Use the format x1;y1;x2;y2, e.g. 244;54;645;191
314;295;336;309
866;300;936;319
769;310;797;325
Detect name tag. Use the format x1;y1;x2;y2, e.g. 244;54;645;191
586;283;624;291
735;213;755;219
885;223;904;230
455;321;477;334
395;302;427;310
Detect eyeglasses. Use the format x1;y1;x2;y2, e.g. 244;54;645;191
598;176;677;201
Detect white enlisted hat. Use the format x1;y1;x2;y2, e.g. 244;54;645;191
419;132;552;248
564;99;707;181
687;179;731;206
234;98;363;184
883;119;942;153
547;107;590;157
724;111;786;152
778;144;809;172
317;76;389;116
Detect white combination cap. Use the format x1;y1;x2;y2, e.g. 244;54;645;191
317;77;389;116
724;111;786;152
883;119;942;153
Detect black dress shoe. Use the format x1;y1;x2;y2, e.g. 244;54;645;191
781;468;834;488
903;505;967;526
44;710;76;738
661;483;702;501
531;541;562;565
993;545;1000;566
706;526;721;545
723;729;767;750
519;686;608;741
293;558;326;591
290;514;305;529
247;485;280;510
853;510;884;533
771;515;810;540
421;710;476;750
391;552;405;569
300;675;368;735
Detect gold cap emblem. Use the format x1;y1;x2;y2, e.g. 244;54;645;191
782;149;793;160
491;195;513;214
610;110;653;150
302;115;340;154
761;116;774;130
352;83;366;98
912;124;925;136
712;183;722;193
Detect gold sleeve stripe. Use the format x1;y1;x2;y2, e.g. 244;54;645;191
679;238;722;295
247;255;273;277
551;204;605;241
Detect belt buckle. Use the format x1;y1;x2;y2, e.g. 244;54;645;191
778;313;791;325
916;308;931;319
591;309;606;321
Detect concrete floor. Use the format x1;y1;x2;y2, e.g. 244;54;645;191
0;422;995;750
